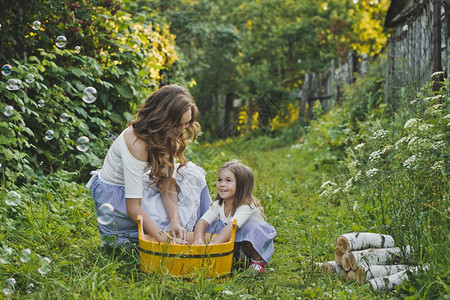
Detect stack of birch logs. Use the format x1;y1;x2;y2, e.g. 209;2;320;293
318;232;417;291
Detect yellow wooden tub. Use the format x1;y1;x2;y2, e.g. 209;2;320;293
137;215;237;278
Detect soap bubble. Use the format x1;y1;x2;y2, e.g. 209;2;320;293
32;20;41;30
74;46;81;53
2;287;13;296
82;86;97;104
2;278;15;296
1;64;12;76
38;257;51;275
4;105;14;117
6;79;21;91
60;112;68;122
45;130;54;140
19;248;32;263
5;278;16;287
25;73;35;83
38;99;45;107
97;203;114;225
76;136;90;152
55;35;67;48
0;247;13;264
5;191;21;206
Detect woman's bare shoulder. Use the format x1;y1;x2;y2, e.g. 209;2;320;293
123;127;147;161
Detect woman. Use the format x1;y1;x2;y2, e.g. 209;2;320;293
87;84;210;245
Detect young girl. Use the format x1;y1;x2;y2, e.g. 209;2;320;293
193;160;276;273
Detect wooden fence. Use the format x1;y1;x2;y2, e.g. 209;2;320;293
298;0;449;124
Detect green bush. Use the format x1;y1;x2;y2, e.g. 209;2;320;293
0;0;177;186
319;75;449;298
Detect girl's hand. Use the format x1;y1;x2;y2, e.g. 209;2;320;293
171;223;188;242
192;239;205;245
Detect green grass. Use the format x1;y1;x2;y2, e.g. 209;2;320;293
0;138;398;299
1;78;448;299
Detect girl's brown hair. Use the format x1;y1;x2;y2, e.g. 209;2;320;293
216;159;264;217
128;84;200;189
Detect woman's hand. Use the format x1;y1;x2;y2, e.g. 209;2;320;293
171;223;187;242
170;237;189;245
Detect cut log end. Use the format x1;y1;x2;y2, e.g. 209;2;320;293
334;249;344;266
336;236;350;253
356;266;366;284
347;270;356;281
341;252;353;271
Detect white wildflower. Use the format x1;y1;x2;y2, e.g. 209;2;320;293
354;171;362;182
320;180;337;189
344;178;353;192
222;290;234;295
369;150;383;161
432;141;446;151
418;123;433;132
354;143;365;150
353;201;358;211
424;95;443;102
425;104;444;116
291;144;302;149
395;136;409;149
431;161;444;171
365;168;379;177
332;187;341;194
431;71;444;78
319;190;329;197
372;129;388;140
433;134;445;140
404;118;419;129
382;145;393;153
408;136;418;147
403;155;417;169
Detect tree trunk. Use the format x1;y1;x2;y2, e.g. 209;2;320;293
345;246;411;271
356;264;410;284
369;270;408;291
336;232;395;253
334;249;344;266
223;92;234;137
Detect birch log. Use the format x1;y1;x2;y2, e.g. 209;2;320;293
341;252;353;271
369;270;408;291
347;246;411;270
321;261;343;274
336;232;395;253
356;264;410;284
334;249;344;266
346;270;356;281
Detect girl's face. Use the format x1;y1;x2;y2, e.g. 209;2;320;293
169;108;192;139
216;169;236;202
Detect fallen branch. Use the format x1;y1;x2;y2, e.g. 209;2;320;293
336;232;395;253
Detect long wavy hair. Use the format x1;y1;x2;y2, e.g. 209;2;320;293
128;84;200;189
216;160;265;217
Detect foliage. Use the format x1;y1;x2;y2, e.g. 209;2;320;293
0;0;177;185
318;72;449;298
